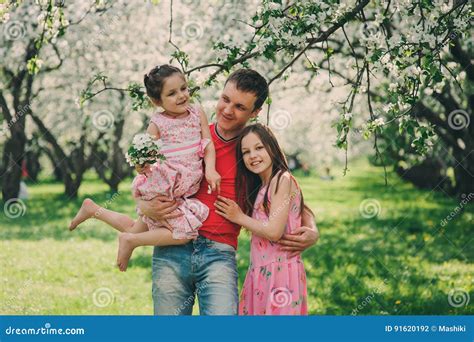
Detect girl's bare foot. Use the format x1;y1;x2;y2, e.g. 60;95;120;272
117;233;136;272
69;198;99;231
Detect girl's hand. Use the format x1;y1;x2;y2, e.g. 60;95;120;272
205;168;221;194
214;196;244;225
135;163;151;175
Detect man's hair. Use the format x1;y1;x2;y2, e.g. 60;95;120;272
225;69;269;111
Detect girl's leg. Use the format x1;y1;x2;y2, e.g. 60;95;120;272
117;219;190;272
69;198;135;232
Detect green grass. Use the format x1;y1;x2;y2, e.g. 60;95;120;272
1;160;472;315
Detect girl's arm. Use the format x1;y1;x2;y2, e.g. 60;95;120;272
135;122;161;174
198;107;221;193
215;173;295;242
279;209;320;257
146;122;160;139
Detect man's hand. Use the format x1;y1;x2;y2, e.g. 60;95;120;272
136;195;182;229
279;226;320;258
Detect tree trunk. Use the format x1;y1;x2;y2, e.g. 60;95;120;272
41;146;63;181
29;112;86;199
64;174;82;198
25;150;41;181
1;132;25;201
453;149;474;198
92;94;131;193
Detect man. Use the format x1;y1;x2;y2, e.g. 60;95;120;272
138;69;319;315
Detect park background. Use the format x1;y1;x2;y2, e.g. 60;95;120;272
0;0;473;315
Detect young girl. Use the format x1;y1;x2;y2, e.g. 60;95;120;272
69;64;221;271
215;123;311;315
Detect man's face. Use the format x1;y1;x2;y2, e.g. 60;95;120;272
215;81;261;133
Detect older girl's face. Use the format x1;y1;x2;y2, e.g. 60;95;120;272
241;132;272;176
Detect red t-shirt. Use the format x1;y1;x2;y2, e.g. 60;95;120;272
195;123;241;249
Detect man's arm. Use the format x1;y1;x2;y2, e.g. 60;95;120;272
279;208;319;257
136;196;182;229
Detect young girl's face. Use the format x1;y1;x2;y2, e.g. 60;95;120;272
241;132;272;176
157;73;190;115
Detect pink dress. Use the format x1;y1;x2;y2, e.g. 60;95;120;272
132;105;210;239
239;183;308;315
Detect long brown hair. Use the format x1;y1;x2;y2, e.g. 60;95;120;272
235;123;313;218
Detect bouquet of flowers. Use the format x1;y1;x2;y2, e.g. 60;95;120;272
125;133;166;166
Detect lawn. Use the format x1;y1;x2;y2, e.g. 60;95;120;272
1;160;472;315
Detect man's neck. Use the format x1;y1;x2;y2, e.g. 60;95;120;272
216;123;242;141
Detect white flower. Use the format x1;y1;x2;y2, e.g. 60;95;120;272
387;36;399;49
320;2;330;10
268;2;281;10
344;113;352;121
383;103;394;113
423;33;436;49
374;118;385;127
447;62;457;70
127;133;165;166
380;53;390;64
424;87;433;96
453;18;467;30
388;83;398;92
307;14;318;25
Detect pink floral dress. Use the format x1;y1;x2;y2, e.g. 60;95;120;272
239;182;308;315
132;105;210;239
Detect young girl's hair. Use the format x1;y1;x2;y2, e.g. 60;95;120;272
144;64;183;101
235;123;313;218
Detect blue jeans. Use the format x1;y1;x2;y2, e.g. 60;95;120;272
152;235;239;315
